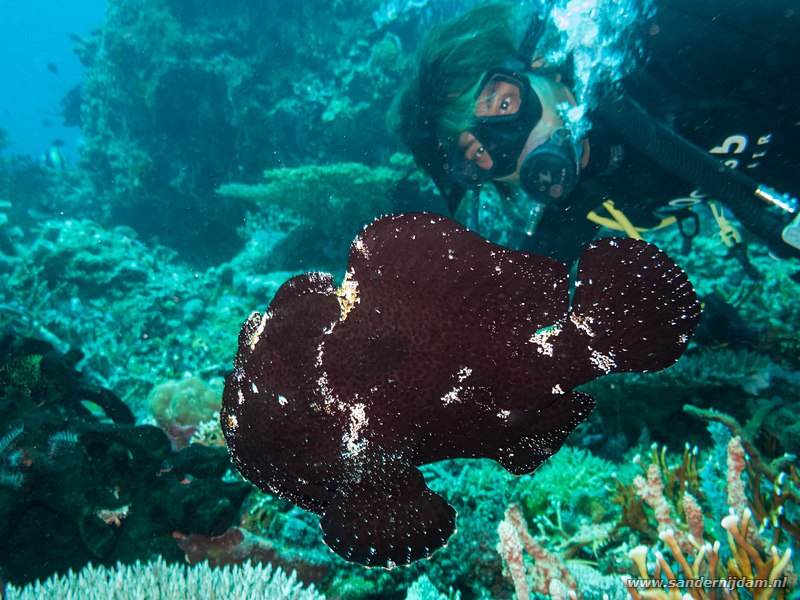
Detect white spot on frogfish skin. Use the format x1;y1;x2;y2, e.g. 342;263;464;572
528;323;563;356
353;236;370;258
317;373;336;410
248;311;271;351
342;403;369;457
456;366;472;382
441;386;463;405
251;382;259;394
237;389;246;405
498;409;511;420
278;395;288;406
551;384;564;395
589;349;616;373
315;342;324;368
569;312;595;337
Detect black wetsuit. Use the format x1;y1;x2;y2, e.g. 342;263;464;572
523;0;800;264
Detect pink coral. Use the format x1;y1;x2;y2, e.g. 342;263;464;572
726;436;748;514
497;519;530;600
633;463;678;534
497;504;579;598
682;492;705;542
147;376;221;447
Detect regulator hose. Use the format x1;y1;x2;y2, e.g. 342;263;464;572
598;92;799;257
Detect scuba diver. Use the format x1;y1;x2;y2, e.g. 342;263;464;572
393;0;800;269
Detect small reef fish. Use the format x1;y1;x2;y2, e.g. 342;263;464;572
221;212;701;568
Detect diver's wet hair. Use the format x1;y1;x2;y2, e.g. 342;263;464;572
393;3;519;149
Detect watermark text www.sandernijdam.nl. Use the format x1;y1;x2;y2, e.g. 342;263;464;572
625;576;790;591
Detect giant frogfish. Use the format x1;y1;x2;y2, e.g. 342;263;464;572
221;213;701;568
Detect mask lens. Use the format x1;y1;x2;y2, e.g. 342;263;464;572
444;136;495;188
475;74;524;117
442;68;541;189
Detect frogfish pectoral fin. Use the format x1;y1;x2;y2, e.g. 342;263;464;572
320;462;456;568
569;237;701;378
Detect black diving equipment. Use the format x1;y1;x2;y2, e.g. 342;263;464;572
655;200;701;254
444;68;542;189
599;92;800;256
518;127;581;203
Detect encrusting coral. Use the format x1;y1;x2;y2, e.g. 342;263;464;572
147;376;223;447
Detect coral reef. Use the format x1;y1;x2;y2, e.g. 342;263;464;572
2;320;795;599
513;446;622;558
73;0;415;263
0;0;796;597
0;335;250;586
4;556;323;600
614;420;797;598
1;158;795;600
216;159;409;264
147;376;223;447
0;218;255;407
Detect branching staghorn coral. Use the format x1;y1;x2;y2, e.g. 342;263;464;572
4;556;323;599
618;415;796;598
624;513;792;600
684;405;800;547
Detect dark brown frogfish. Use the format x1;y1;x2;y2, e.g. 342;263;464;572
221;213;700;568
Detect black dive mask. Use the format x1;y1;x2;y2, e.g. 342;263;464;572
519;128;580;203
444;67;542;189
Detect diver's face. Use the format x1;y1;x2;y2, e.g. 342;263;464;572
502;76;579;183
449;73;577;188
455;79;524;172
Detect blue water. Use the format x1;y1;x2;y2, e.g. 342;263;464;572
0;0;105;161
